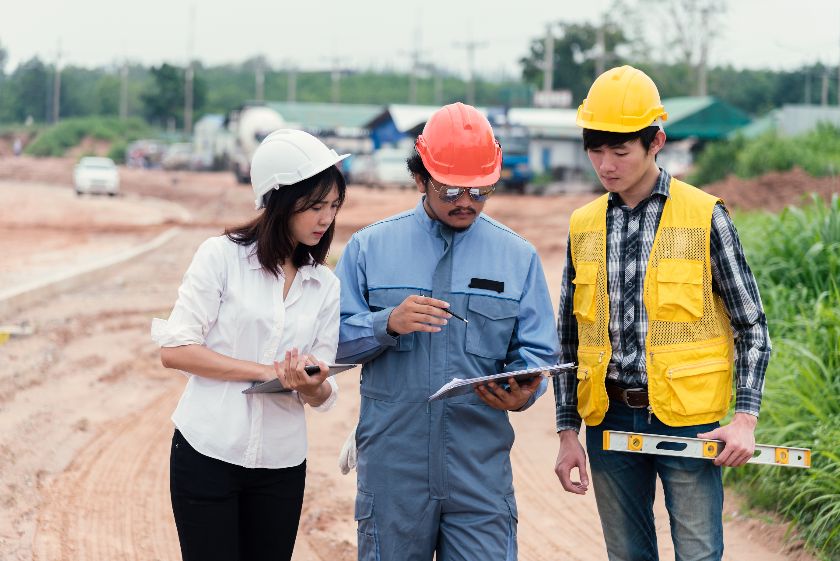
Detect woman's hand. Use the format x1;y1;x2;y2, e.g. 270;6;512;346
274;348;331;405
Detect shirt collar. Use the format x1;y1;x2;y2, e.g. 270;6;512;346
244;244;317;282
608;168;671;207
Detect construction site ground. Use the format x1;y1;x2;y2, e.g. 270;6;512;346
0;156;825;561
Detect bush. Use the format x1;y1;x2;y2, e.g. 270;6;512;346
730;195;840;559
24;116;150;157
690;124;840;186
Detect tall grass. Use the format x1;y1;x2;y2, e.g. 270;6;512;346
731;194;840;559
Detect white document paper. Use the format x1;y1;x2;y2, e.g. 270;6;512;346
428;363;576;402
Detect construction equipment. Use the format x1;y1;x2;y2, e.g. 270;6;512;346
603;430;811;469
223;104;286;184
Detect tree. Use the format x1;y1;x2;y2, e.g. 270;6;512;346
519;21;629;104
637;0;727;96
141;63;205;129
4;57;49;122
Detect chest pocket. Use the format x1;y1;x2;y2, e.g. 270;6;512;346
465;295;519;359
368;287;419;351
655;259;703;322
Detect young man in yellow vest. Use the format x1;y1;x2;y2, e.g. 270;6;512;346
553;66;771;561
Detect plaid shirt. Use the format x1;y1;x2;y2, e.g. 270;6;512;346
553;170;771;432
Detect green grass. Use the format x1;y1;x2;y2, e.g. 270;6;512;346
729;195;840;559
24;116;151;159
691;124;840;186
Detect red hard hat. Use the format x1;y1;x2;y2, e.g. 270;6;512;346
415;102;502;187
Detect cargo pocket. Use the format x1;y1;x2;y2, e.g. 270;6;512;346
666;359;731;416
656;259;703;322
465;295;519;359
355;491;379;561
504;494;519;561
572;261;599;323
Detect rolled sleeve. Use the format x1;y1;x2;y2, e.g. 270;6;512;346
308;377;339;413
151;237;226;348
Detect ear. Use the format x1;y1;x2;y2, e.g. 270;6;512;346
414;174;427;193
649;129;666;156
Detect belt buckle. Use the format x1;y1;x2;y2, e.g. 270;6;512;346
621;388;647;408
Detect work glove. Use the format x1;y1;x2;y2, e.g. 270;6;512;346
338;424;357;475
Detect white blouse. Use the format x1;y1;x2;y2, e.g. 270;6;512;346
151;235;340;469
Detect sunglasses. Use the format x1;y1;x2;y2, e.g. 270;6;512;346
427;178;496;203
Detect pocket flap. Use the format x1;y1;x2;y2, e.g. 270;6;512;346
573;261;598;285
657;259;703;284
354;491;374;521
576;368;590;381
668;359;730;380
467;295;519;320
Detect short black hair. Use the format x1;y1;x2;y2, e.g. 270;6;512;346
406;150;431;184
582;125;660;152
225;165;346;276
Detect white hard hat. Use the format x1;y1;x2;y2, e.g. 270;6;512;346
251;129;350;209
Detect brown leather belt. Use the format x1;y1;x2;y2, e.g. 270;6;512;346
605;381;650;408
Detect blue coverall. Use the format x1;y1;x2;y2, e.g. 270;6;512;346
335;199;559;561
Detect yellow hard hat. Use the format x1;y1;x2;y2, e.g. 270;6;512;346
576;65;668;133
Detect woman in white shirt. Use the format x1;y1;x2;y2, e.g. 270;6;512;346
152;130;349;561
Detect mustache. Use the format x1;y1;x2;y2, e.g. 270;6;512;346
448;207;476;216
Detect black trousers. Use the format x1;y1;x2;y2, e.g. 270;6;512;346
169;430;306;561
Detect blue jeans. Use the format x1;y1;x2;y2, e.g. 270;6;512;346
585;401;724;561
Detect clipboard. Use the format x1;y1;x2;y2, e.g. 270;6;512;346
428;363;576;401
242;363;359;394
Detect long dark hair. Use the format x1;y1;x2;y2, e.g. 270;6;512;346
226;165;346;277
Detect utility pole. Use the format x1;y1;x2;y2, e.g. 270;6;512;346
453;39;487;105
323;55;346;104
287;63;297;102
255;56;265;102
119;61;129;119
821;65;829;106
543;24;554;92
183;4;196;135
52;39;62;124
804;68;811;104
409;26;422;104
595;20;606;78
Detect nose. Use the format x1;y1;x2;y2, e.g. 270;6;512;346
599;153;617;173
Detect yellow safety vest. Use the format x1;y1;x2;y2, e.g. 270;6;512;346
569;178;733;427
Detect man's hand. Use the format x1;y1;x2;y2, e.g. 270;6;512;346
555;430;589;495
475;375;543;411
697;412;757;467
387;295;452;335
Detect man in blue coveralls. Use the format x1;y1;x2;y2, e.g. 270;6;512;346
335;102;559;561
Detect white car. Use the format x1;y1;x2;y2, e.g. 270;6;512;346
74;157;120;196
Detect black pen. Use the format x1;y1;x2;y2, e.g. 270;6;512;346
446;308;469;324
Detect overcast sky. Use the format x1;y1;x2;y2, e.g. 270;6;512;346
2;0;838;78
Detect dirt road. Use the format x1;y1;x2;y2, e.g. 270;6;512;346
0;157;812;560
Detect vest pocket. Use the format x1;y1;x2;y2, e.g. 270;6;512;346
576;349;607;422
656;259;703;322
572;261;599;323
666;359;731;416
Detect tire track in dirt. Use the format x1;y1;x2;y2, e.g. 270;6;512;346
33;385;182;561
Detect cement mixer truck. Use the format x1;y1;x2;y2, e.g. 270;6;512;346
224;104;286;184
